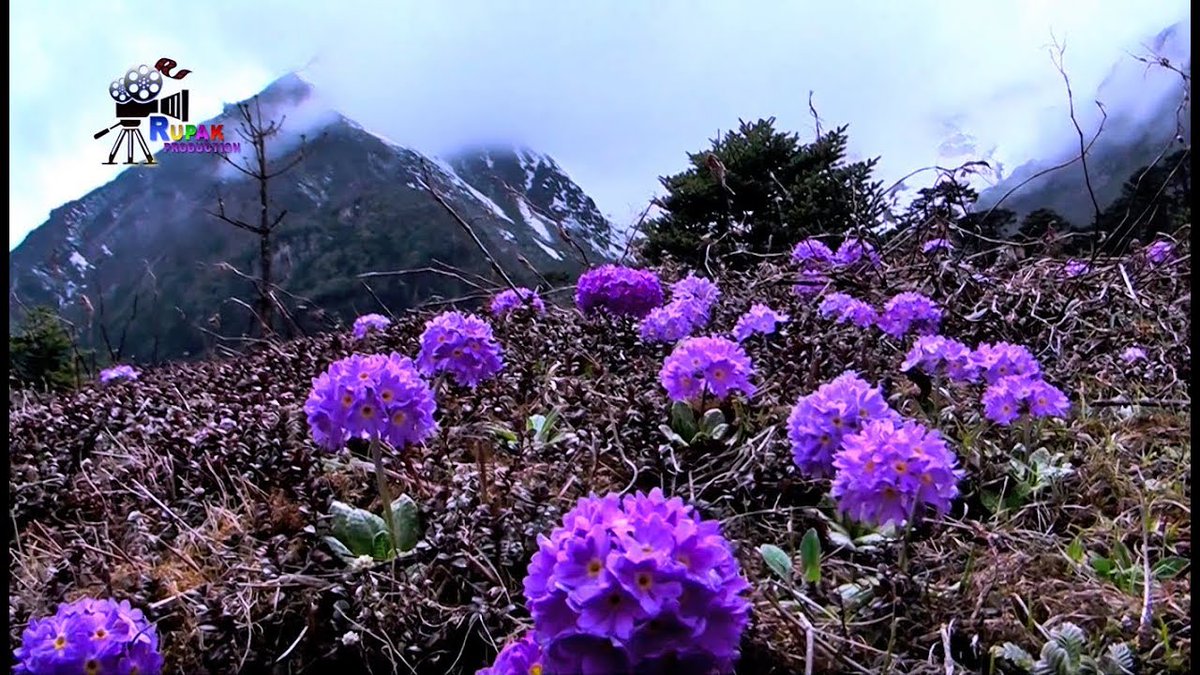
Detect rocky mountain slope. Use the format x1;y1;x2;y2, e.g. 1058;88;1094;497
9;73;623;362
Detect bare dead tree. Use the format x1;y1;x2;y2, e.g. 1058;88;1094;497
1049;34;1102;226
208;97;306;339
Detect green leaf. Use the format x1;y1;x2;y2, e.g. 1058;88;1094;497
1112;540;1133;571
758;544;793;583
322;535;356;562
526;414;546;433
1153;556;1189;580
980;489;1002;514
1066;536;1086;564
389;494;420;553
658;424;688;447
992;642;1035;669
709;423;730;441
799;528;822;584
670;402;698;440
700;408;726;434
1090;556;1114;577
330;501;390;557
489;425;519;444
371;530;394;561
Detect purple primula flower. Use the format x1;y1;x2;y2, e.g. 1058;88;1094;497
659;336;757;404
640;276;720;344
639;303;701;344
99;364;140;385
304;353;438;451
416;311;505;388
1120;346;1147;364
787;371;901;479
832;418;964;528
833;237;882;267
792;269;831;297
818;292;878;329
14;597;164;675
525;489;751;673
1061;259;1090;278
791;238;835;269
477;632;543;675
901;335;979;383
732;304;789;342
876;292;943;338
1144;239;1176;266
576;265;665;319
352;313;392;340
981;376;1070;425
921;238;954;254
670;275;720;311
970;342;1041;385
490;287;546;318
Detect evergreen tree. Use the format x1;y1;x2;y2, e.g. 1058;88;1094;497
1094;148;1190;252
10;306;78;392
640;118;885;268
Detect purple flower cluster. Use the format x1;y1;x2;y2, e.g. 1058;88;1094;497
478;633;543;675
818;292;878;329
490;287;547;318
732;304;789;342
921;238;954;254
99;365;140;385
786;371;900;479
523;489;751;674
900;335;979;383
833;238;881;267
305;353;438;451
1144;239;1176;266
876;292;943;339
640;276;720;344
832;419;964;527
981;375;1070;425
14;597;163;675
576;265;665;319
659;337;756;404
669;275;721;314
791;238;834;269
1061;259;1090;278
352;313;392;340
416;311;505;388
970;342;1041;384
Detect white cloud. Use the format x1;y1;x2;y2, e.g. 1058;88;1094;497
9;0;1191;250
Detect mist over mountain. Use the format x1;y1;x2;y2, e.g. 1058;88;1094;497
973;19;1191;227
8;74;623;362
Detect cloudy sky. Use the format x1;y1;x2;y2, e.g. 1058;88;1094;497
9;0;1190;250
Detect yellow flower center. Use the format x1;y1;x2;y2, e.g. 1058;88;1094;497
920;472;934;485
893;461;908;474
381;389;394;403
341;393;354;408
392;411;407;425
587;559;603;577
636;573;653;590
54;635;67;650
530;665;543;675
360;405;375;419
94;628;107;639
85;659;101;675
677;553;690;568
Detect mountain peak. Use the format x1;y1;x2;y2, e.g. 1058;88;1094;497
255;71;316;106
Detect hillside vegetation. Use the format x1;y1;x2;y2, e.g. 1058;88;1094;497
9;219;1190;672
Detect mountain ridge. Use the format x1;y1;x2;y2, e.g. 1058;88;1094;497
9;72;620;362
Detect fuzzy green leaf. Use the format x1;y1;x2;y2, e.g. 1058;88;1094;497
992;642;1035;669
389;494;420;552
700;408;726;434
799;528;822;584
1090;555;1114;577
1112;540;1133;571
670;402;699;440
330;501;390;558
758;544;793;583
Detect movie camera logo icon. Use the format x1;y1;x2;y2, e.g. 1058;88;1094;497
93;58;235;165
